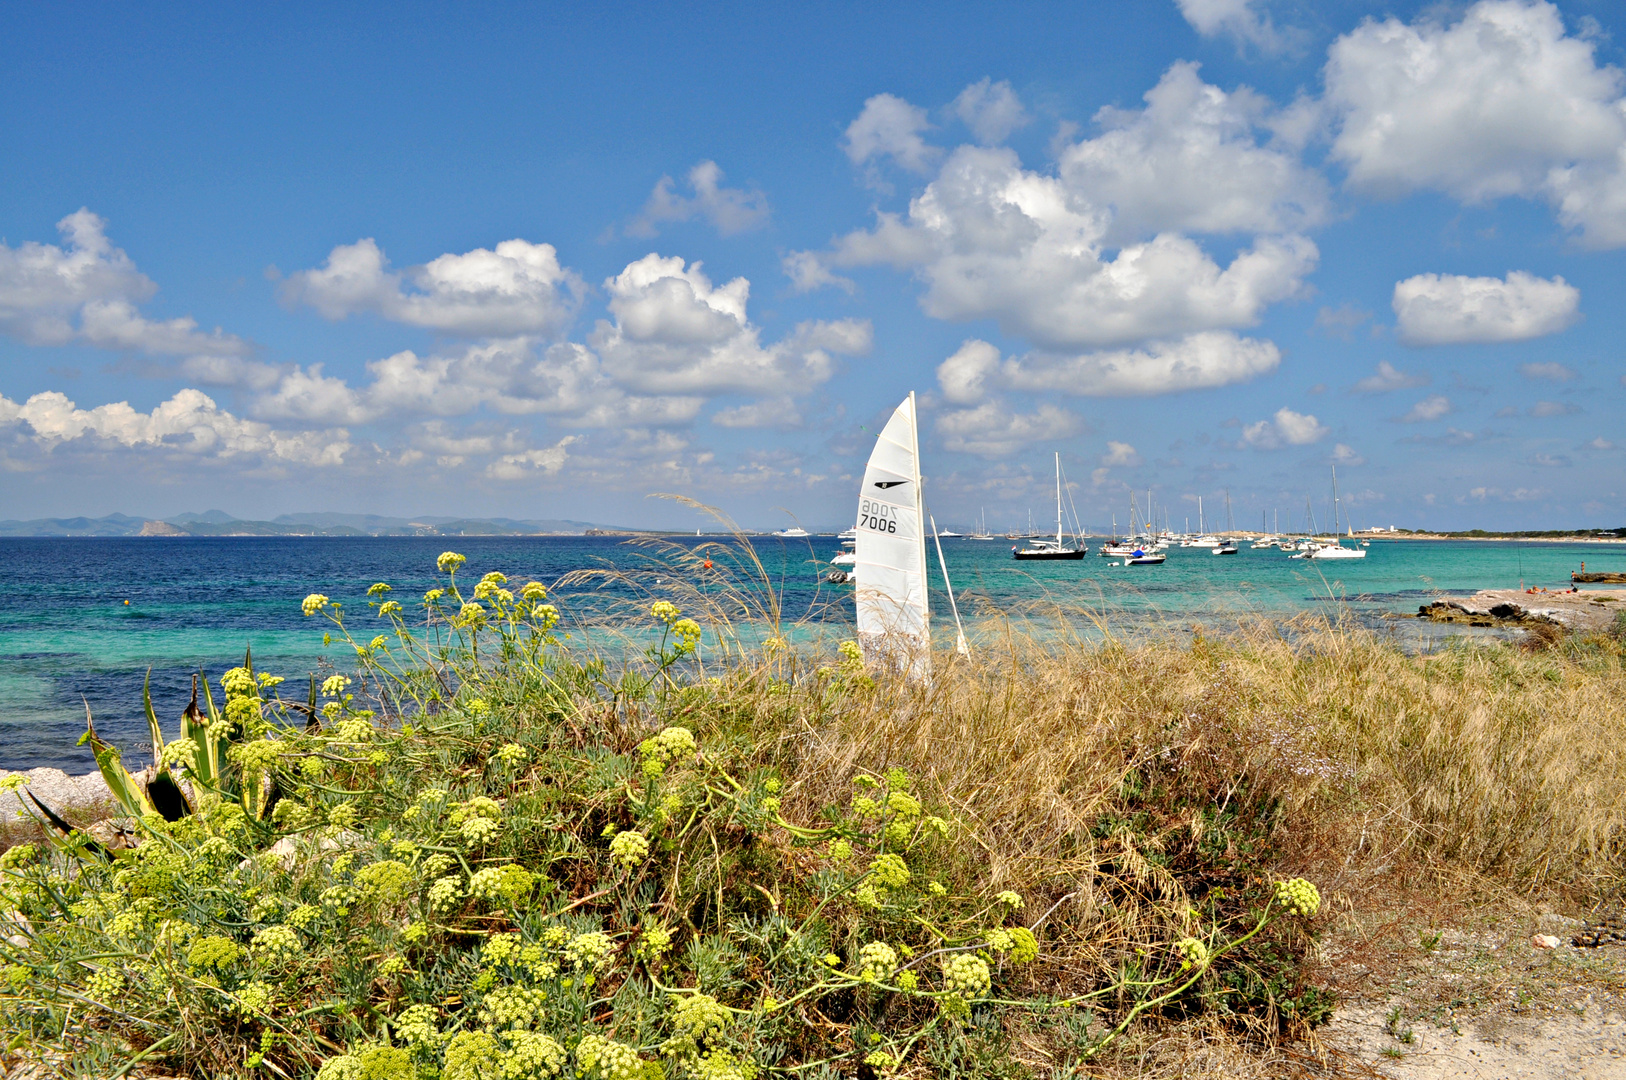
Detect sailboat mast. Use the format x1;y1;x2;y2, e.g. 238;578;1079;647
1055;452;1063;546
1198;495;1204;533
910;391;928;619
1330;464;1341;548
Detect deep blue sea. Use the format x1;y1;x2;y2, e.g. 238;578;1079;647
2;534;1621;772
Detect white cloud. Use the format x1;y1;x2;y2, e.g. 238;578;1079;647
1002;332;1281;397
1241;406;1329;449
1176;0;1296;53
952;78;1030;145
0;210;252;361
486;436;577;480
627;161;770;237
937;334;1278;402
592;254;869;396
1352;360;1429;393
1060;63;1328;242
1331;443;1366;465
781;250;854;294
843;93;939;174
1520;361;1576;380
935;399;1080;458
1529;400;1580;417
282;237;584;337
1588;436;1616;450
1392;271;1579;345
0;388;349;465
1323;0;1626;246
1100;440;1142;467
710;397;802;429
822;145;1317;349
1399;394;1453;422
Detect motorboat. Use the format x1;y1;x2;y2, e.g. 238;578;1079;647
772;527;811;538
1213;541;1239;555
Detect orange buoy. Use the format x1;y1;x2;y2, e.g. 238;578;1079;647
702;559;713;570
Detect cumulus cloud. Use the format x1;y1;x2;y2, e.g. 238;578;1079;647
1100;440;1142;467
258;255;864;432
0;388;348;465
486;436;577;480
1398;394;1453;422
1520;361;1577;380
951;78;1031;145
1176;0;1297;53
1009;333;1281;397
282;237;584;337
1393;271;1579;345
1241;406;1329;449
781;250;854;294
1352;360;1429;393
1331;443;1366;465
1323;0;1626;246
822;146;1316;349
710;397;802;429
627;161;770;237
1061;63;1328;242
0;210;252;361
935;399;1081;458
843;93;939;174
591;254;868;398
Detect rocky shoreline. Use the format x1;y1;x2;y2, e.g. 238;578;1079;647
1420;587;1625;634
1;768;112;818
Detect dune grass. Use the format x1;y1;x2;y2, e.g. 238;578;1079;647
2;537;1624;1079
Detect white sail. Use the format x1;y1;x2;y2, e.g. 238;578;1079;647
855;393;930;679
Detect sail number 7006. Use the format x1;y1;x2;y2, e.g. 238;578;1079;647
858;498;899;534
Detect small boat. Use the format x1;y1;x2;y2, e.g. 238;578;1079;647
773;527;811;538
936;529;963;538
1122;548;1166;566
1213;541;1238;555
1013;453;1086;560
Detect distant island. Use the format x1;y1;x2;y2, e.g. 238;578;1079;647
0;510;644;538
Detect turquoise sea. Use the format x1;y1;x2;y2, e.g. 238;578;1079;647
1;535;1620;772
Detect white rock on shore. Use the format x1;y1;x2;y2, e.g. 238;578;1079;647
1;768;112;819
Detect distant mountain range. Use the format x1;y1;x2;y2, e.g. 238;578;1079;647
0;511;640;537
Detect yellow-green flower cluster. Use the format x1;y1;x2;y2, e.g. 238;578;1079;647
634;922;673;963
321;675;351;697
638;725;696;778
302;594;330;616
221;667;256;697
494;742;527;766
666;991;732;1050
500;1031;566;1078
443;1031;498;1080
85;967;124;1002
394;1003;440;1047
521;581;547;601
870;853;910;889
469;864;533;907
650;600;681;624
187;935;241;970
857;941;898;983
478;984;548;1029
1274;877;1321;918
1175;936;1209;967
576;1034;643;1080
160;737;199;769
354;860;413;903
671;618;702;653
437;551;466;574
428;875;463;912
609;830;650;869
564;931;615;971
941;953;991;999
251;925;301;965
378;600;403;617
451;796;502;847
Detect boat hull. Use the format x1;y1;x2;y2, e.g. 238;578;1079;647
1012;548;1087;560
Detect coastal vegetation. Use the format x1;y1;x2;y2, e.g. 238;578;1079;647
3;540;1626;1078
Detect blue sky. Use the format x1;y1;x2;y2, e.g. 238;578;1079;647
1;0;1622;531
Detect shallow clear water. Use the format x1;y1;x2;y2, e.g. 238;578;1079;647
1;535;1619;772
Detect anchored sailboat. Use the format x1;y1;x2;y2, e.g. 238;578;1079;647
1305;465;1366;560
1013;453;1086;560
